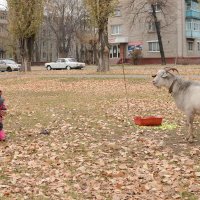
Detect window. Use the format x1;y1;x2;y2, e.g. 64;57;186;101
198;42;200;51
186;2;190;10
68;58;77;62
111;25;121;35
194;22;199;30
186;21;192;30
149;3;161;12
186;19;200;31
188;41;193;51
154;3;161;11
114;8;121;17
148;21;160;32
148;41;160;52
110;44;120;58
0;14;6;20
43;52;46;58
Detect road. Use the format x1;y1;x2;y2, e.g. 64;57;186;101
0;72;149;79
0;65;200;79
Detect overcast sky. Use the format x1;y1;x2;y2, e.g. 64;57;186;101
0;0;7;9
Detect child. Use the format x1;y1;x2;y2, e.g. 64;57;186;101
0;90;7;141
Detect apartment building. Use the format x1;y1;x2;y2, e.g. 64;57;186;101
108;0;200;65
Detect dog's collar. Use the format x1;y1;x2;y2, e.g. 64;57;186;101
169;79;177;94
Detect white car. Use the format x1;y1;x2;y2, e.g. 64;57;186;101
45;58;85;70
0;59;21;72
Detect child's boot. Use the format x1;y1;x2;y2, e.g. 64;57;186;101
0;130;6;141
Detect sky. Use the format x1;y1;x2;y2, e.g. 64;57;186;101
0;0;7;9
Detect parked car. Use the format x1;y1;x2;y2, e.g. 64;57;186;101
45;58;85;70
0;59;21;72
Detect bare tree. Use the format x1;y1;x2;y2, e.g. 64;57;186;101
130;0;176;65
84;0;118;72
45;0;87;58
76;14;98;64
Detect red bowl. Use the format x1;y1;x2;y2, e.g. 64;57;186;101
134;116;163;126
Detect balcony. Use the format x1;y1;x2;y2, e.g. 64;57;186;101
186;9;200;19
186;20;200;38
186;30;200;38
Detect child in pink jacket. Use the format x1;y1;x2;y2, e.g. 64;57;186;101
0;90;7;141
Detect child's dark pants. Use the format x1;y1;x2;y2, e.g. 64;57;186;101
0;122;3;131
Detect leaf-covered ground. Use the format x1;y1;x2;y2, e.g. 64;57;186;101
0;66;200;200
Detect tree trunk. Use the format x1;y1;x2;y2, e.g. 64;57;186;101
97;29;106;72
85;45;88;64
58;48;66;58
104;24;110;71
58;39;71;58
22;57;29;72
27;35;35;71
57;39;66;58
12;45;18;63
19;36;35;72
151;4;166;65
104;46;110;71
76;42;79;61
35;41;40;62
80;44;84;62
19;38;27;72
92;43;98;65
